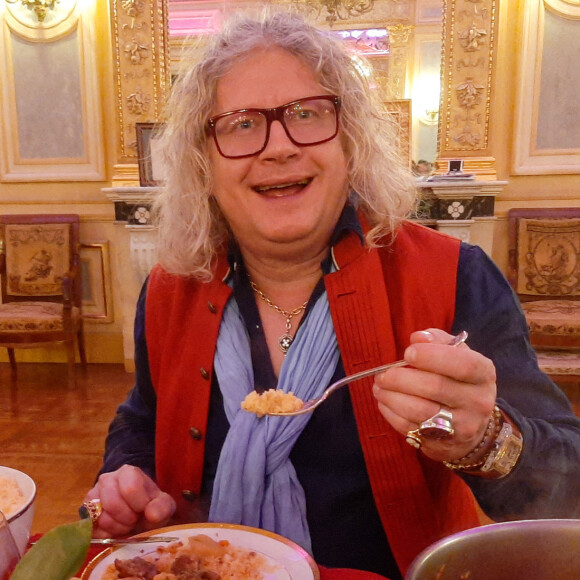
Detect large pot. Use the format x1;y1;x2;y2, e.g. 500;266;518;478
406;519;580;580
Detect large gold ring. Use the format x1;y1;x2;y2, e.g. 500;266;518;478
418;408;455;439
405;429;423;449
79;498;103;522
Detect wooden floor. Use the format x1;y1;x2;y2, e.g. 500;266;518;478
1;362;579;536
0;363;133;535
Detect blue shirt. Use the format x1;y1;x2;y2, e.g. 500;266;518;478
99;213;580;578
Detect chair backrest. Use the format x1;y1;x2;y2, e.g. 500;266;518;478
507;208;580;303
0;214;81;306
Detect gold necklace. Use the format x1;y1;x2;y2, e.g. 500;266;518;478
250;280;308;355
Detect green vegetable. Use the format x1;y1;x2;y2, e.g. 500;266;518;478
11;518;92;580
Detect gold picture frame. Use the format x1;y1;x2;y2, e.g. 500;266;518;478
136;122;166;186
80;242;113;322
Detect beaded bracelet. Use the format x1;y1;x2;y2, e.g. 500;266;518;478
443;405;502;471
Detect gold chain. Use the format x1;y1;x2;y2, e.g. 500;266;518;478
249;280;308;354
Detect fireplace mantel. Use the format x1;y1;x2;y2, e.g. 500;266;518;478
103;186;158;284
104;180;506;368
416;179;507;254
103;186;159;369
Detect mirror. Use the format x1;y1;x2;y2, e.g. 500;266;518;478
166;0;442;171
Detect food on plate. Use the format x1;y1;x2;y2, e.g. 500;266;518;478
0;476;25;517
241;389;303;417
102;533;277;579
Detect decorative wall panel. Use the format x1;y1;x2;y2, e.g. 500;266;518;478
12;31;84;159
513;0;580;174
437;0;499;178
108;0;169;185
0;0;105;181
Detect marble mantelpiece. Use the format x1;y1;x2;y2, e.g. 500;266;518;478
104;180;506;367
416;179;507;254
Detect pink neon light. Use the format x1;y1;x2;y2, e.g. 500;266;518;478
168;9;221;36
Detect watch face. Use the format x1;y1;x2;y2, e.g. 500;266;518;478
492;433;523;475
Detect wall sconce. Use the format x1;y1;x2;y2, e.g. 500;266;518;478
413;72;441;127
5;0;58;23
422;109;439;126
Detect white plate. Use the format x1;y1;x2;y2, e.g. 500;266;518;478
82;523;319;580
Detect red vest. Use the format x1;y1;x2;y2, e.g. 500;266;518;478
146;219;480;575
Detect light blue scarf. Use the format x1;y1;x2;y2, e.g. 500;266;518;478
209;290;340;553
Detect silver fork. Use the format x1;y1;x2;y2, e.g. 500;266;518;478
265;331;468;416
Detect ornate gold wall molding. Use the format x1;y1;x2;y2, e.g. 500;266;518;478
109;0;169;185
383;23;414;100
309;2;415;103
4;0;78;38
0;0;105;181
544;0;580;18
513;0;580;174
437;0;499;178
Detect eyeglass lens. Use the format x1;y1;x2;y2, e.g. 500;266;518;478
211;96;339;158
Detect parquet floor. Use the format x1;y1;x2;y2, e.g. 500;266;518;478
1;362;579;536
0;363;133;535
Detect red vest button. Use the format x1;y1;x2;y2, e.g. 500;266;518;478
181;490;198;502
189;427;203;440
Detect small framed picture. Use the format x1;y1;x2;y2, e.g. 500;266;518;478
80;242;113;322
136;122;166;186
448;159;464;173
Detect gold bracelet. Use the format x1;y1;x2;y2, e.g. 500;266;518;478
443;405;502;471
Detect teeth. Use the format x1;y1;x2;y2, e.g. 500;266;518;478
256;179;309;192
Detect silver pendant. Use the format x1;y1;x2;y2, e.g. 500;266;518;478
279;334;294;354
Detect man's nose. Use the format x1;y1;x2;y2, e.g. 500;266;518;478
259;120;300;158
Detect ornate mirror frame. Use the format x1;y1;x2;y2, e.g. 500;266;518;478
106;0;500;184
437;0;499;178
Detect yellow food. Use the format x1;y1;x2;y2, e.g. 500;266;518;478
102;533;276;580
0;476;25;517
241;389;303;417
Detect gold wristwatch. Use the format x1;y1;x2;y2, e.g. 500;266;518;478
477;421;523;477
444;409;523;478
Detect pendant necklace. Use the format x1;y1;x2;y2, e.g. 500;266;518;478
250;280;308;355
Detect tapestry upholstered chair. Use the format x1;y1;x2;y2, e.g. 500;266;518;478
0;214;86;381
507;208;580;383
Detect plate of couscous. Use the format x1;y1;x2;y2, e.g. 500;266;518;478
82;522;320;580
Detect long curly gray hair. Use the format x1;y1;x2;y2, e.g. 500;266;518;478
154;9;417;279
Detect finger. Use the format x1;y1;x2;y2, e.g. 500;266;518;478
117;465;157;513
140;471;176;523
408;329;438;345
92;510;136;538
374;363;496;434
376;364;495;420
374;395;422;434
143;493;177;528
84;490;137;539
409;328;462;346
374;393;491;462
119;467;177;530
372;385;440;427
92;472;140;536
92;466;152;533
403;341;495;387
